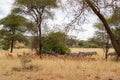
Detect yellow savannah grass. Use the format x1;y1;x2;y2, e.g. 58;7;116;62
0;48;119;80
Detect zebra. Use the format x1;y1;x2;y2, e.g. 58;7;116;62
107;52;117;57
69;53;79;57
78;52;87;57
78;51;97;57
86;51;97;57
106;52;120;61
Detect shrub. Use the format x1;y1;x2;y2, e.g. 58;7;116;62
2;40;10;50
42;32;70;55
42;44;70;55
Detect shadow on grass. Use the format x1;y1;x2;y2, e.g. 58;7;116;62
107;57;120;62
11;65;40;72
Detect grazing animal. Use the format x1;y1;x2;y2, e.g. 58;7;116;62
107;52;117;57
69;53;78;57
46;51;58;57
78;51;97;57
106;52;119;61
86;51;97;57
78;52;87;57
67;51;97;58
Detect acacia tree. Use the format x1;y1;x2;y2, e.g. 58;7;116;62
12;0;58;58
108;7;120;43
0;14;32;53
65;0;120;58
84;0;120;58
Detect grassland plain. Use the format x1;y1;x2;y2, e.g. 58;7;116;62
0;48;120;80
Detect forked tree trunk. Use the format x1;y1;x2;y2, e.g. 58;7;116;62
37;8;44;59
84;0;120;58
36;22;42;59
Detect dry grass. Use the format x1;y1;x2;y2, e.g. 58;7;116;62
0;48;120;80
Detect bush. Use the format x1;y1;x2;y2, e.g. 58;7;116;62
88;43;99;48
2;40;10;50
42;32;70;55
42;44;70;55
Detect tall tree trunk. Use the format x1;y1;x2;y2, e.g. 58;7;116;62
10;38;14;53
38;23;42;59
84;0;120;57
37;8;44;59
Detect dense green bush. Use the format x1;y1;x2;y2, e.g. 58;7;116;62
2;40;10;50
42;44;70;55
42;32;70;55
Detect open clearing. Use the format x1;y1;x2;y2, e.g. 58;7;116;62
0;48;120;80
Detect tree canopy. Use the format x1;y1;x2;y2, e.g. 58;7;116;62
0;14;32;52
12;0;58;58
64;0;120;57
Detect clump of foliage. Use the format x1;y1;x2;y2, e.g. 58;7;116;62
43;32;70;55
32;32;70;55
66;38;79;47
0;14;33;52
1;40;10;50
43;43;70;55
12;0;58;57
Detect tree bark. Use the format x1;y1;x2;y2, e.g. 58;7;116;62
10;38;14;53
37;8;44;59
10;27;15;53
84;0;120;56
38;23;42;59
